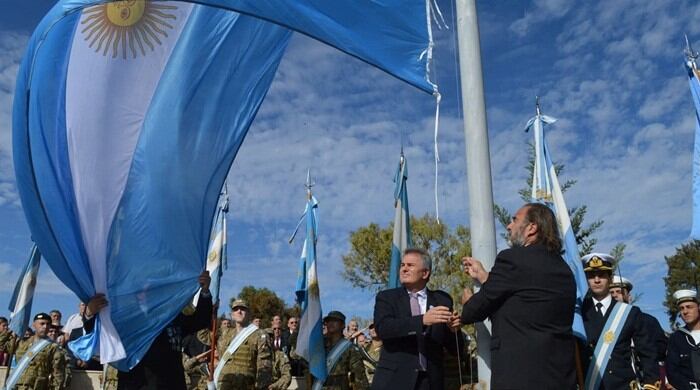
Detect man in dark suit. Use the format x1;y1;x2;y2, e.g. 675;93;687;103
459;202;577;389
371;248;463;390
580;253;659;390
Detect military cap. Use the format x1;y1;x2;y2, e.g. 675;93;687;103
323;310;346;323
33;312;51;321
610;275;633;291
581;253;614;272
673;289;698;305
230;298;249;310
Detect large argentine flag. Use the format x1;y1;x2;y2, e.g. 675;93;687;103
14;1;291;368
686;60;700;239
14;0;438;369
527;110;588;340
291;192;327;382
8;245;41;337
388;154;412;289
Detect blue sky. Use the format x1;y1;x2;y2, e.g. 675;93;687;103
1;0;699;330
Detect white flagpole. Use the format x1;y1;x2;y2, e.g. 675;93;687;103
455;0;497;388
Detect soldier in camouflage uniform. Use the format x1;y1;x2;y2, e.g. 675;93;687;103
216;298;272;390
316;311;368;390
11;313;66;390
0;316;17;366
183;328;211;390
101;364;119;390
362;324;381;383
269;349;292;390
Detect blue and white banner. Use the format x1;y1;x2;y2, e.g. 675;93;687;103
14;1;291;368
8;244;41;336
686;61;700;239
389;154;412;289
14;0;437;370
527;110;588;340
194;188;229;307
290;190;327;383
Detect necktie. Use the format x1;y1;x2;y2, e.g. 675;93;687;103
595;302;604;317
409;292;427;371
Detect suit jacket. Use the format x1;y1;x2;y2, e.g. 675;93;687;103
461;244;577;390
371;286;462;390
581;297;659;389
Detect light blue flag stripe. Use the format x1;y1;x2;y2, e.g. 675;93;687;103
529;114;588;340
8;244;41;336
389;155;411;289
293;195;327;382
687;64;700;239
199;0;434;93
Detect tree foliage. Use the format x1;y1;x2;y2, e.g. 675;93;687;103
341;214;473;308
495;143;603;255
234;285;288;327
664;240;700;326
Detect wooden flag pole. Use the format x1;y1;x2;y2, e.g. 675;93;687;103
208;303;219;382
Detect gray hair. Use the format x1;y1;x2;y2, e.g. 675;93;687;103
403;247;432;273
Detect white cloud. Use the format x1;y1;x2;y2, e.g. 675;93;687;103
0;32;27;207
509;0;574;37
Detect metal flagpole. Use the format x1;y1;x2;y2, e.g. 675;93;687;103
455;0;497;388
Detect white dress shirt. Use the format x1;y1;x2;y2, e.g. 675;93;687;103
592;295;613;316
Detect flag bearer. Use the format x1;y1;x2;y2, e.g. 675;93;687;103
215;299;272;389
6;313;66;390
580;253;660;390
314;310;368;390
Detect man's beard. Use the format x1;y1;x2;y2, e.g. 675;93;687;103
508;227;527;248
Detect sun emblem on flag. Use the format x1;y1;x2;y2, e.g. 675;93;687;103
80;1;179;59
207;248;220;266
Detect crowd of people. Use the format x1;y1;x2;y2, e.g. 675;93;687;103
3;202;700;389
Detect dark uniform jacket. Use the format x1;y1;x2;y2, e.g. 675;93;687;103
667;327;700;390
371;286;463;390
460;244;577;390
581;297;659;389
84;294;212;390
640;312;667;363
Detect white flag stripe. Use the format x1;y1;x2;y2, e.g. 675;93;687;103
65;3;194;363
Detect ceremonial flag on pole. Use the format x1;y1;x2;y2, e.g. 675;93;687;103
194;187;229;307
527;102;588;340
389;153;412;288
8;244;41;336
685;38;700;239
289;174;327;383
14;0;438;369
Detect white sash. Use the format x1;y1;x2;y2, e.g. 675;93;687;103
4;338;52;390
212;324;259;387
312;339;353;390
584;302;632;390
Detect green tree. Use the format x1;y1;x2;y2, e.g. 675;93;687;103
494;143;603;255
234;286;287;328
341;214;473;307
664;240;700;325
